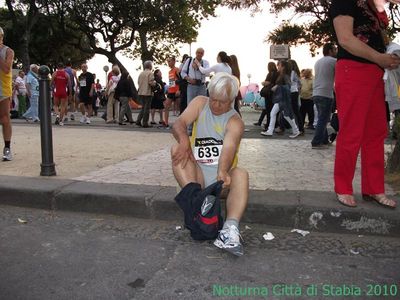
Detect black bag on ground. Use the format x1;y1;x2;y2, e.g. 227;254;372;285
331;112;339;132
175;180;224;241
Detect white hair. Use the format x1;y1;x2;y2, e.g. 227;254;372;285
30;64;38;71
143;60;153;70
207;72;239;103
0;27;4;36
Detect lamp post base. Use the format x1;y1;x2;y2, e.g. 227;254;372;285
40;163;57;176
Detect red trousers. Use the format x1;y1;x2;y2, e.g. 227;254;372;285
334;59;387;194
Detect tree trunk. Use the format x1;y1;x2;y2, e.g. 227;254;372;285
387;114;400;173
106;55;127;73
21;33;30;72
139;30;153;65
387;140;400;173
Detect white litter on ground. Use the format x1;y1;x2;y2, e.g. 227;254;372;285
330;211;342;218
291;229;310;237
263;232;275;241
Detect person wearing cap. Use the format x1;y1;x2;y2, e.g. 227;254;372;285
0;26;14;161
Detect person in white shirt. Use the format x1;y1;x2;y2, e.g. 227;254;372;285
196;51;232;76
180;48;210;106
15;70;27;117
288;59;304;134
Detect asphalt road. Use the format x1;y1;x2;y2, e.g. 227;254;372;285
1;205;399;300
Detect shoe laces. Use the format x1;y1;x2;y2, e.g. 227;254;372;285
219;225;243;245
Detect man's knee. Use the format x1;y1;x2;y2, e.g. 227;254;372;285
170;143;179;157
230;167;249;183
0;113;10;125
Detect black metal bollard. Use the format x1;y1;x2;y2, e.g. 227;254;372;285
38;65;56;176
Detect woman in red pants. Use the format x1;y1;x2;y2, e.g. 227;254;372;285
330;0;400;208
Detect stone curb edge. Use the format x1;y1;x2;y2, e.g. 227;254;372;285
0;176;399;237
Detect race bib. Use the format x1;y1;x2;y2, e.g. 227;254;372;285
169;78;176;87
193;137;223;165
80;79;87;87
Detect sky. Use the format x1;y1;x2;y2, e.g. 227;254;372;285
5;1;399;87
87;4;321;87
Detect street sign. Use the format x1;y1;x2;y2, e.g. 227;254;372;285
270;45;290;60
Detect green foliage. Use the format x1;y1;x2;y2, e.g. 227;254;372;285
0;3;93;70
224;0;400;55
267;22;305;46
42;0;219;69
125;0;219;65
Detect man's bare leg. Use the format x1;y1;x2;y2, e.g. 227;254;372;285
225;167;249;221
171;143;204;188
0;98;12;141
60;98;68;124
53;98;60;117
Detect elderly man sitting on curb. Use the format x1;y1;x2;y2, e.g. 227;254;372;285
171;72;249;256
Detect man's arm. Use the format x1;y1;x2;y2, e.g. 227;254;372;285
66;73;72;92
0;48;14;73
25;78;32;98
149;72;156;87
218;115;245;187
50;72;56;86
89;74;95;96
171;96;207;167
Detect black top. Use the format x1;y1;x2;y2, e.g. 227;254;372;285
114;76;137;99
330;0;387;64
153;78;166;101
265;70;279;86
78;72;94;97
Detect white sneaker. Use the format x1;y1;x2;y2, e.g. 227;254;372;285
86;117;91;124
261;131;273;136
59;121;64;126
80;116;86;123
2;147;12;161
289;131;301;138
214;225;243;256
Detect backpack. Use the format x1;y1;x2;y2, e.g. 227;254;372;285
175;181;224;241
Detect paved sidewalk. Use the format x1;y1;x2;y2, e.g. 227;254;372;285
1;109;399;236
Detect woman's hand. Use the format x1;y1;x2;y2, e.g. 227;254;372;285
378;53;400;70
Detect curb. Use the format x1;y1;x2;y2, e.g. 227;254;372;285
1;176;399;237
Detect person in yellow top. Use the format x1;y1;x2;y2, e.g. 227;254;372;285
299;69;314;129
0;26;14;161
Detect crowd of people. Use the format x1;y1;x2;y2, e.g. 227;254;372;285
255;49;337;142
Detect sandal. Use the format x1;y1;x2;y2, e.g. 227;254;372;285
337;194;357;207
362;194;397;209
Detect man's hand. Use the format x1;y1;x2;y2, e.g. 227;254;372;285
172;142;195;169
217;171;231;189
192;59;199;70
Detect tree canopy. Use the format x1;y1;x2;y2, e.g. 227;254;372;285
2;0;219;71
223;0;400;55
